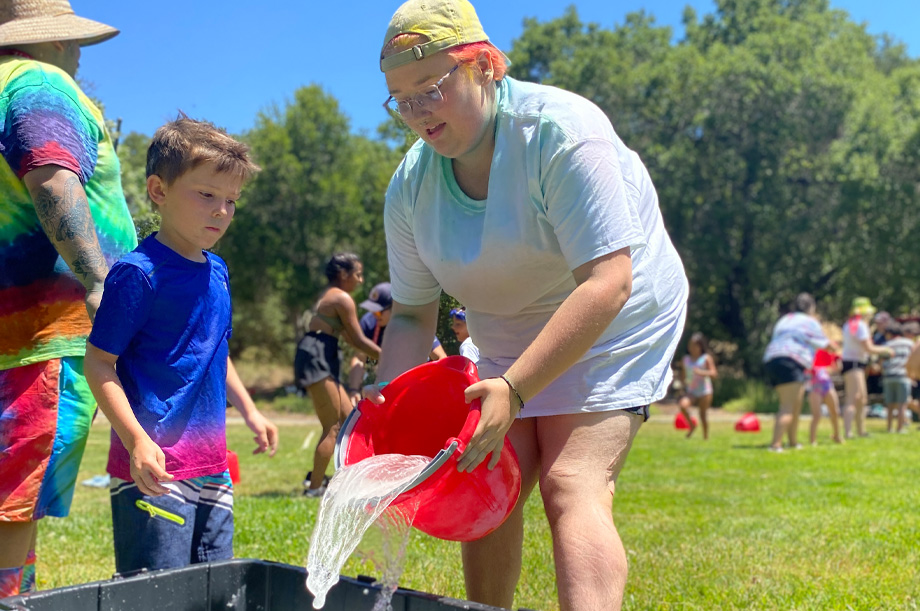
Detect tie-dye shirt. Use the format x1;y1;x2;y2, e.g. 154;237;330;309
0;56;137;371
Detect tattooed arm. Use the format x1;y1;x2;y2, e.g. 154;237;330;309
23;165;109;321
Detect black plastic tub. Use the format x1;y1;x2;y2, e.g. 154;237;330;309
0;559;522;611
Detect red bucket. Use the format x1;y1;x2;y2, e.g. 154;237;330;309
734;412;761;432
226;449;241;484
674;412;697;429
334;356;521;542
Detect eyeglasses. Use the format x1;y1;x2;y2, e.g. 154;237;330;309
383;63;466;120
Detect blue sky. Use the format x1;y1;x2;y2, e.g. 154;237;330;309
75;1;918;139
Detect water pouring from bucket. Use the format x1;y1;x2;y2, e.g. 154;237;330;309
306;357;522;607
336;355;522;541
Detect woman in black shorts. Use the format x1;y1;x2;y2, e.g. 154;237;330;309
761;293;830;451
295;253;381;496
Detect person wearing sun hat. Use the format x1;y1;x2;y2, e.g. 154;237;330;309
0;0;135;597
841;296;893;438
366;0;688;608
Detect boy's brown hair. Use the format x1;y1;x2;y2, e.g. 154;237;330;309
146;114;260;186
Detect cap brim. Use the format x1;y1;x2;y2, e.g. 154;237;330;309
360;300;384;313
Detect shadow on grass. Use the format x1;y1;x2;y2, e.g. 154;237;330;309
247;489;309;499
730;443;773;450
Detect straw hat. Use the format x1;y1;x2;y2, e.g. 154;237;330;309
0;0;118;47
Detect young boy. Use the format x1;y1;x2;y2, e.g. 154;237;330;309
879;321;914;433
449;307;480;364
84;117;278;574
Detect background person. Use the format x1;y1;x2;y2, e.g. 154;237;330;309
295;254;381;496
807;347;843;445
450;306;480;363
345;281;446;401
878;321;914;433
368;1;689;608
676;332;717;440
865;310;891;402
0;1;137;596
840;297;891;438
84;117;278;575
762;293;830;452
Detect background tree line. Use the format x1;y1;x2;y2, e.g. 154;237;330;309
113;0;920;376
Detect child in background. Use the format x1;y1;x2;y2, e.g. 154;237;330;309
902;321;920;424
450;307;480;364
880;321;914;433
677;332;717;439
84;117;278;574
807;348;843;445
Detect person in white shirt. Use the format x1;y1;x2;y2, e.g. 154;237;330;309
449;307;480;363
762;293;830;451
366;1;688;609
840;297;891;438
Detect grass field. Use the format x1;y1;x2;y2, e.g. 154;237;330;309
35;412;920;611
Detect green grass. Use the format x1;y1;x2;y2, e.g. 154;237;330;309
36;416;920;610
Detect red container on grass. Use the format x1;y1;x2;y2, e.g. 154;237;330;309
227;449;241;484
734;412;761;432
335;356;521;542
674;412;697;429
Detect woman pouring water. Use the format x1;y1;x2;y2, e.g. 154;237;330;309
366;1;688;609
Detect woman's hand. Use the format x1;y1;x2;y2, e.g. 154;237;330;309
361;382;388;405
129;436;173;496
457;377;521;473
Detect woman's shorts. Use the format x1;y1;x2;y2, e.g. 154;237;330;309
294;331;341;389
841;360;867;374
0;357;94;522
883;377;911;405
764;357;806;387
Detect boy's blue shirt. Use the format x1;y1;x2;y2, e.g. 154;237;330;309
88;234;232;481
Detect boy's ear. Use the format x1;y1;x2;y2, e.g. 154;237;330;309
147;175;167;207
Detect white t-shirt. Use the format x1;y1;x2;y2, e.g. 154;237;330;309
459;337;480;363
762;312;829;368
841;318;871;362
384;77;688;416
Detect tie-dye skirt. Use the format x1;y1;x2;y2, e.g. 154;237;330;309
0;357;95;521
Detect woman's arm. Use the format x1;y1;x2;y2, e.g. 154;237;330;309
371;298;442;392
860;338;892;357
458;247;632;472
336;294;381;360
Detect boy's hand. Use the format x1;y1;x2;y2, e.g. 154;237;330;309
129;437;173;496
244;411;278;456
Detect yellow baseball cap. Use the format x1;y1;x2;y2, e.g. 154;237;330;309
380;0;490;72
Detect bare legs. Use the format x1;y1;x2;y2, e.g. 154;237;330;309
462;411;642;611
808;390;842;445
886;402;908;433
770;382;805;450
0;522;36;597
679;394;712;440
842;369;868;438
306;377;353;491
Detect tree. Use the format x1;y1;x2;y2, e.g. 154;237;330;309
507;0;920;373
217;85;401;358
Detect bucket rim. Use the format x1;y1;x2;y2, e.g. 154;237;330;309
334;403;459;494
